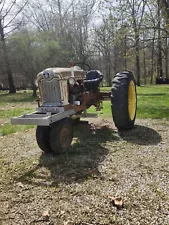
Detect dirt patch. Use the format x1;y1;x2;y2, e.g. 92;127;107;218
0;118;169;225
0;119;7;126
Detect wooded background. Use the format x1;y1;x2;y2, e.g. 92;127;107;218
1;0;169;95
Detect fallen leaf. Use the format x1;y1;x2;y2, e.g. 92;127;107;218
64;221;74;225
109;196;124;209
16;182;24;188
42;209;50;221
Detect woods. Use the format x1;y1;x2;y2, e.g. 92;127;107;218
1;0;169;93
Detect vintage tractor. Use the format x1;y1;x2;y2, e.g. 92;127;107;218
11;63;137;154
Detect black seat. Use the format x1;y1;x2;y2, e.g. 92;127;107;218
84;70;103;92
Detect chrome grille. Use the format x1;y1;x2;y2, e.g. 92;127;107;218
40;78;61;105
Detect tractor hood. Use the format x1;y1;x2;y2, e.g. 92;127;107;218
37;66;86;82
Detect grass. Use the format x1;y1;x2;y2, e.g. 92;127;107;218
0;91;36;136
0;91;36;105
1;85;169;136
88;85;169;119
0;124;34;136
136;85;169;119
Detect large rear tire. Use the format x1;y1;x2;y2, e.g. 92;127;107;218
50;118;73;154
36;126;52;153
111;71;137;130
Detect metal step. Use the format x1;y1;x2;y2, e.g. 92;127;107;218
11;109;76;126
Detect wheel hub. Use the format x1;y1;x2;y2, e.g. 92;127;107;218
128;80;136;121
59;125;71;149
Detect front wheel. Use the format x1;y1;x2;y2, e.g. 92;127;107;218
50;118;73;154
36;126;52;153
111;71;137;130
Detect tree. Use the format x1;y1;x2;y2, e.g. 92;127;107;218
2;0;168;89
93;14;117;86
160;0;169;19
0;0;27;93
122;0;147;86
10;29;64;96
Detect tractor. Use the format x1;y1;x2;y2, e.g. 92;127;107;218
11;63;137;154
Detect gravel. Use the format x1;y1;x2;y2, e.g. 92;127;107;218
0;118;169;225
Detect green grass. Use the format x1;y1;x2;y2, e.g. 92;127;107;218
0;91;36;105
1;85;169;136
0;91;36;136
0;124;34;136
0;108;34;118
89;85;169;119
137;85;169;119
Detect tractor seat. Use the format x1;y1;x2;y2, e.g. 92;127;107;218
84;70;103;92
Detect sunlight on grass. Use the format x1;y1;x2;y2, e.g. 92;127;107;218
137;85;169;119
0;123;34;136
0;91;37;105
0;91;36;136
89;85;169;119
0;108;34;118
1;85;169;135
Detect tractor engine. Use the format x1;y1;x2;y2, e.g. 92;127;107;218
68;80;84;105
68;70;103;105
36;67;86;112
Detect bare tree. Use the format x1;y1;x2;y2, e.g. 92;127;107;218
0;0;27;93
160;0;169;18
126;0;147;86
93;14;117;86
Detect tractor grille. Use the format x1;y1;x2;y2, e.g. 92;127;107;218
40;78;62;105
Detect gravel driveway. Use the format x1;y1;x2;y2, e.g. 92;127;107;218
0;118;169;225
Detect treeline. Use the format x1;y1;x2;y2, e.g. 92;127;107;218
0;0;169;94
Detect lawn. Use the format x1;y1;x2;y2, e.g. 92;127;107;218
89;85;169;119
0;91;36;135
0;85;169;136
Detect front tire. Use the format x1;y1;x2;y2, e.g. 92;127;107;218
36;126;52;153
50;118;73;154
111;71;137;130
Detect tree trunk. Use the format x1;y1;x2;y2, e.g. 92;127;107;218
0;19;16;93
107;64;111;86
124;35;127;70
157;0;163;78
57;0;64;36
157;38;163;78
105;55;112;86
165;34;169;78
143;31;146;84
160;0;169;19
135;34;141;86
150;35;155;84
143;48;146;84
32;83;37;97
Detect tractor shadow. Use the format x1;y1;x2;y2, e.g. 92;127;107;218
18;121;119;186
119;124;162;145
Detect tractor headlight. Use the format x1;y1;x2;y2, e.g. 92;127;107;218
68;77;76;85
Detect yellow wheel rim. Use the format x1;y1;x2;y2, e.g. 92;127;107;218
128;80;136;121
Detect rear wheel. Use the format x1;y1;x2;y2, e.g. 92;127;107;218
111;71;137;130
36;126;51;153
50;118;73;154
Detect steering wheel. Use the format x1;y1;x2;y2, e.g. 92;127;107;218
74;62;91;72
